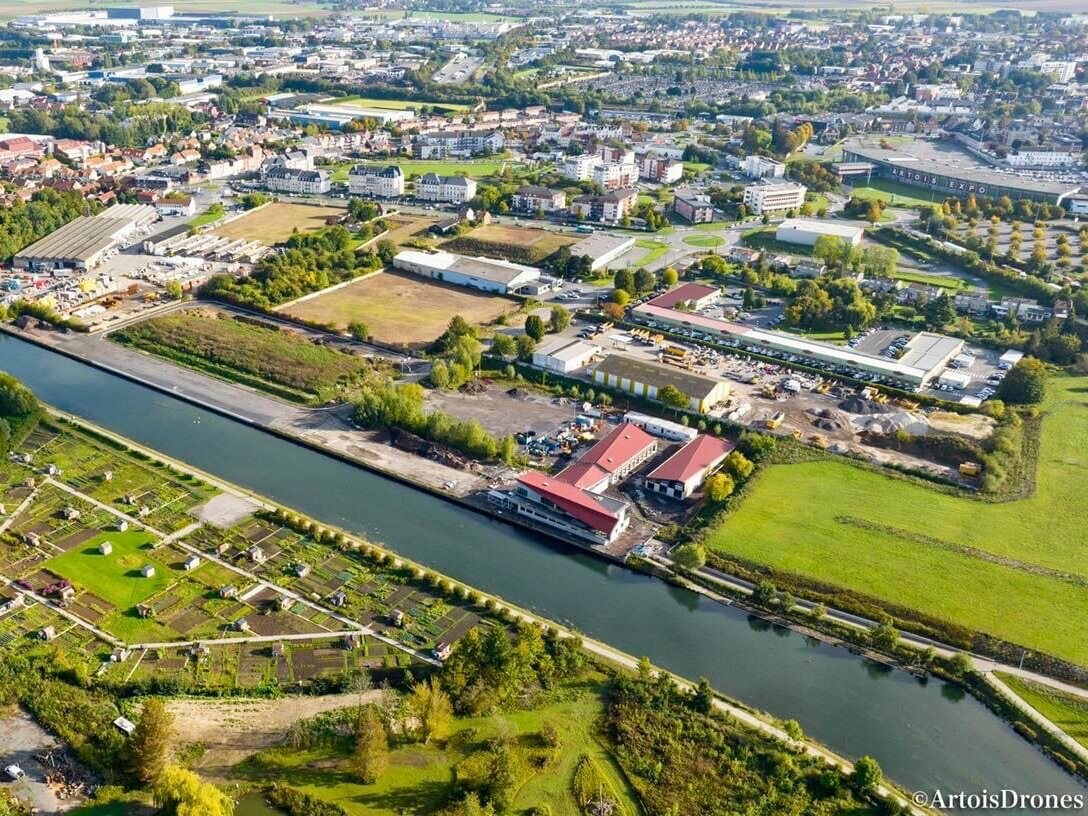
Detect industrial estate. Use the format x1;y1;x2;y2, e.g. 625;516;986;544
0;1;1087;816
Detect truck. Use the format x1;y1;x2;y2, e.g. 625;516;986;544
764;411;785;430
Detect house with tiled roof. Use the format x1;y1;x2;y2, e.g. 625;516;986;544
645;435;735;500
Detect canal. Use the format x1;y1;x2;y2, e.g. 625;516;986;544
2;335;1083;814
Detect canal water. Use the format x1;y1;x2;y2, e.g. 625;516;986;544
2;335;1084;814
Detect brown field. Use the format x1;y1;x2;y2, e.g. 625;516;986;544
214;202;343;244
279;271;516;345
442;223;578;264
365;214;442;250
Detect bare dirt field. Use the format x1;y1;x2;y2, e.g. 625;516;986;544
214;202;343;244
279;271;516;345
442;223;578;264
168;692;376;778
426;386;576;438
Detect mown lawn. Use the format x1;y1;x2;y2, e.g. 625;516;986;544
43;530;165;608
846;178;941;207
682;234;724;248
705;374;1088;665
997;673;1088;750
232;682;640;816
891;269;968;291
352;159;515;179
633;238;669;266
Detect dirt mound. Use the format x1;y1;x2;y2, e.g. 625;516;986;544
839;396;890;415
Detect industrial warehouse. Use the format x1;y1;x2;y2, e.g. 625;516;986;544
14;204;159;272
392;249;541;295
632;286;964;389
839;137;1081;205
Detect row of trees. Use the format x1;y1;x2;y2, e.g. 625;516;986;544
203;226;386;311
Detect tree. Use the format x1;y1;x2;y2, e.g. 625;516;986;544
408;677;454;744
499;434;517;465
871;618;899;652
924;293;955;329
723;450;753;481
812;235;850;270
429;359;451;389
152;766;232;816
738;431;776;461
524;314;546;342
610;288;631;307
998;357;1047;404
348;320;369;341
752;580;776;606
634;267;656;294
130;698;173;783
658;384;689;410
614;268;636;295
851;756;883;795
704;472;735;502
491;334;516;357
671;543;706;570
353;704;388;784
515;334;536;361
164;280;184;300
548;304;571;333
948;651;975;677
689;677;714;714
662;267;679;287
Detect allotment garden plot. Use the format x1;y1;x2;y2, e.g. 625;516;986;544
0;419;487;693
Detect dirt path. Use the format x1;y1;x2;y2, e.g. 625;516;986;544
167;693;375;778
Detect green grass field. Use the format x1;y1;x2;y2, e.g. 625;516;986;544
333;96;472;113
233;681;640;816
683;234;725;248
997;673;1088;750
44;530;166;608
705;374;1088;665
892;269;968;291
351;160;515;179
846;178;941;208
633;238;669;266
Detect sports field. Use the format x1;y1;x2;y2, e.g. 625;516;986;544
705;374;1088;665
214;202;342;244
334;96;472;113
280;271;516;345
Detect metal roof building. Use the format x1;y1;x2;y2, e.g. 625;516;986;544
14;204;157;272
393;249;540;294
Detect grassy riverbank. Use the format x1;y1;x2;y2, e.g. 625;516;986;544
703;374;1088;666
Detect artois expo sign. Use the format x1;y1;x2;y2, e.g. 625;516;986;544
888;165;987;195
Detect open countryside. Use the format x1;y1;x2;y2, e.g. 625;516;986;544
707;374;1088;665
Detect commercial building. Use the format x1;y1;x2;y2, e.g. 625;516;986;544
531;337;600;373
743;182;806;215
416;173;477;204
393;249;540;295
592;355;730;413
269;102;415;130
348;165;405;198
14;204;157;272
840;137;1080;205
645;434;735;500
556;422;658;493
264;167;330;195
511;470;630;545
776;218;864;247
672;189;715;223
651;282;720;310
622;411;698;443
568;232;636;272
512;186;566;213
631;288;964;389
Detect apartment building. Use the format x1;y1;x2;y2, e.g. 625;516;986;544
742;155;786;179
571;188;637;223
672;189;715;223
416;173;477;204
264;167;330;195
742;182;806;215
512;185;566;213
638;153;683;183
347;164;405;197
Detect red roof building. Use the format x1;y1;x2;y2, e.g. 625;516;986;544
647;283;720;311
555;422;657;493
645;434;734;500
513;470;629;544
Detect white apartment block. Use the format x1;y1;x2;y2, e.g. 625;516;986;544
742;182;806;215
264;167;330;195
560;154;597;181
593;161;638;190
347;165;405;198
638;154;683;183
742;155;787;179
1005;150;1079;168
416;173;477;204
